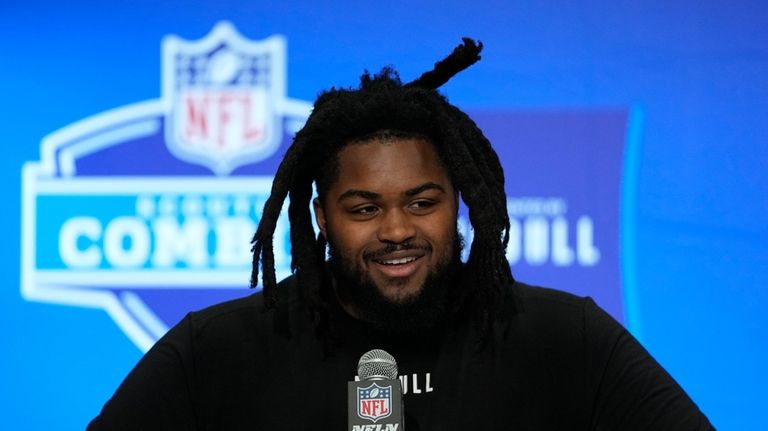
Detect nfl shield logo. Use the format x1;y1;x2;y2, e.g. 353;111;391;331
162;22;286;175
357;383;393;422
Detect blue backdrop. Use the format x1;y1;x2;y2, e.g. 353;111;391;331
1;1;766;428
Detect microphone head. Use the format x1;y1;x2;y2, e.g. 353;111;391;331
357;349;398;381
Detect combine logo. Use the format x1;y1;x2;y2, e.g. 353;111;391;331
21;22;312;352
357;383;393;423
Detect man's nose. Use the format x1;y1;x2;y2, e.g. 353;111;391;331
377;208;416;244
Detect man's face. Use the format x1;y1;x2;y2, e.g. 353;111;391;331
314;137;459;318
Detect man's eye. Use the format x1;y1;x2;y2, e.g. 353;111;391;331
352;206;378;215
410;200;435;211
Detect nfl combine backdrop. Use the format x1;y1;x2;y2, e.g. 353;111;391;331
1;2;766;429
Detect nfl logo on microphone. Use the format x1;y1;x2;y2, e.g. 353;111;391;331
357;383;393;422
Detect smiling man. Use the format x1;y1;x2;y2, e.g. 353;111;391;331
317;135;463;335
90;40;713;430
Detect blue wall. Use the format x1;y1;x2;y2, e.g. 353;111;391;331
1;1;766;428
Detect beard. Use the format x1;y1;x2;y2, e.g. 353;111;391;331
327;231;464;337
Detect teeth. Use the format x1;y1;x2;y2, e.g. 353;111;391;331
378;256;417;265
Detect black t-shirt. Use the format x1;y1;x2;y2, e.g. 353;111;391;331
88;279;713;430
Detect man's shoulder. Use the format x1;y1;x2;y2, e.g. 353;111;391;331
509;281;590;313
500;281;601;340
183;276;302;338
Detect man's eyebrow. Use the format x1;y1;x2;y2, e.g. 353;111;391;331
337;183;446;202
404;182;446;197
337;189;380;202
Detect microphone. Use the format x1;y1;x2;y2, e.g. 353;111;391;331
348;349;405;431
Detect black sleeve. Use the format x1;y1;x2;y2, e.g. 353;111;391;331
584;298;714;430
87;314;198;431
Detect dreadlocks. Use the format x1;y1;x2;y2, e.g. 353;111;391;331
250;38;514;337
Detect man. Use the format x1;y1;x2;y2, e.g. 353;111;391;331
89;39;712;430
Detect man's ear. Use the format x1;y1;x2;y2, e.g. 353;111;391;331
313;198;327;237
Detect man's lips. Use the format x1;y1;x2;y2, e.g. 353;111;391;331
369;250;426;278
